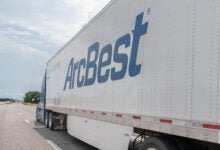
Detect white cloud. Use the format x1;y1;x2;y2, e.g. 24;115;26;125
0;0;110;99
6;28;31;36
0;30;49;59
0;0;111;47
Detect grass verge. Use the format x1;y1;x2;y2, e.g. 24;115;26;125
22;102;38;107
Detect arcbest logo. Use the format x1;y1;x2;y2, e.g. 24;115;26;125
63;11;149;90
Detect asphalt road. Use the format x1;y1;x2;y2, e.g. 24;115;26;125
0;102;97;150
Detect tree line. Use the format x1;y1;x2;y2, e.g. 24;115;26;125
0;91;41;103
0;98;13;102
23;91;41;103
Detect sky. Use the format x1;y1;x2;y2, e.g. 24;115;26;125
0;0;111;100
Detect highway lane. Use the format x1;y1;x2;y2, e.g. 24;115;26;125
0;102;97;150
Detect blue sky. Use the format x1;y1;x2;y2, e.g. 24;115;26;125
0;0;110;100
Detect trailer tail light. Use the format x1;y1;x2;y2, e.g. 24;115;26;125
101;112;106;115
133;116;141;120
116;114;123;117
203;124;220;130
160;119;172;124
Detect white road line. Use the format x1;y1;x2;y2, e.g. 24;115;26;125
47;140;62;150
18;113;22;116
34;126;45;128
25;119;30;124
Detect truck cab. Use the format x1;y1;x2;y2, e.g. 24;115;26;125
36;73;46;123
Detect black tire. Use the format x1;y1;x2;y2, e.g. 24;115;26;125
139;137;178;150
128;140;134;150
48;112;54;130
45;111;49;128
166;136;193;150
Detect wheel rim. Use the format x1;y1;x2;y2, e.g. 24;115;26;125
147;148;157;150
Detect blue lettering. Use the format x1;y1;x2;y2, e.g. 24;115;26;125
111;34;130;81
63;58;74;90
77;59;85;87
63;11;149;90
97;44;112;83
129;12;148;77
84;42;99;86
71;61;79;89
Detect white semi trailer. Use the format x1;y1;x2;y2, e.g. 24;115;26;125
36;0;220;149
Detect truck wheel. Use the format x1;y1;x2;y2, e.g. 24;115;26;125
48;112;54;130
139;137;178;150
166;136;193;150
45;111;49;128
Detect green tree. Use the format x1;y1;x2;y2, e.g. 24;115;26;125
23;91;40;103
0;98;11;101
